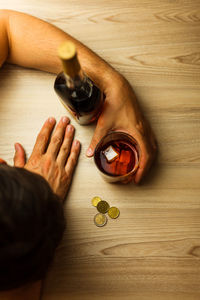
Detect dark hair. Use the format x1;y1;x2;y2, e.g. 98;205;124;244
0;165;65;291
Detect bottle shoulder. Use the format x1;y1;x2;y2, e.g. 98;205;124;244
55;72;67;84
55;72;94;99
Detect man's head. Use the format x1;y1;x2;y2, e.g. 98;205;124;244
0;165;65;291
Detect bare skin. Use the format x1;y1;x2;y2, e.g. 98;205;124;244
14;116;80;200
0;9;157;184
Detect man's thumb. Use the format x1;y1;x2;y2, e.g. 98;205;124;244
86;126;107;157
14;143;26;167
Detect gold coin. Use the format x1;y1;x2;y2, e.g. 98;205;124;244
97;200;110;214
94;213;107;227
91;196;102;207
108;207;120;219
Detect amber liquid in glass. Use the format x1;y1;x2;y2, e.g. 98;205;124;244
95;140;138;176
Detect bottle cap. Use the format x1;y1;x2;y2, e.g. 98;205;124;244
58;41;81;77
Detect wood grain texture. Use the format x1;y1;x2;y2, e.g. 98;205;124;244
0;0;200;299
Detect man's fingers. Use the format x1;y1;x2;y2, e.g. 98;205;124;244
47;116;70;159
86;122;108;157
32;117;56;156
14;143;26;167
150;133;157;150
65;140;81;178
57;124;75;167
134;144;155;184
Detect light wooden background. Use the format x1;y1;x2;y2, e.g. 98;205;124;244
0;0;200;299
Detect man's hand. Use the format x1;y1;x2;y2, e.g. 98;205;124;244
0;10;155;185
13;116;80;200
86;75;157;184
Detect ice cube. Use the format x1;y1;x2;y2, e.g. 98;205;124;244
116;161;128;176
103;145;119;162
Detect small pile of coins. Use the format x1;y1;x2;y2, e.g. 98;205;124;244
92;196;120;227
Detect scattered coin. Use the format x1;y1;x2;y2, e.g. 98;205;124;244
91;196;102;207
94;213;107;227
92;197;120;227
108;207;120;219
97;200;110;214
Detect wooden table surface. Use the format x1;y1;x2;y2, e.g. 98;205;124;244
0;1;200;299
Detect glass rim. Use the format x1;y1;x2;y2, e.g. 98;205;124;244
94;131;140;179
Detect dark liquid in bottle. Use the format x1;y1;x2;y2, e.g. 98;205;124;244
95;140;138;176
54;72;104;125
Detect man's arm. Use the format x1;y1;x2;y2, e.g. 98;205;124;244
0;116;81;300
0;9;156;183
0;9;115;90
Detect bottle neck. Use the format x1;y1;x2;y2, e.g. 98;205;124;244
64;70;93;101
64;68;86;89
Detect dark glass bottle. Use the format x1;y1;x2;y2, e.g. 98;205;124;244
54;41;104;125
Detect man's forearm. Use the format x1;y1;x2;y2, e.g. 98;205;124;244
0;9;121;90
